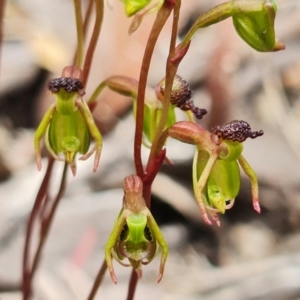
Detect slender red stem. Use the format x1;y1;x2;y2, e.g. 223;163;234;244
126;270;138;300
128;2;178;300
73;0;94;66
22;157;54;300
143;0;180;207
83;0;94;36
86;260;107;300
82;0;104;87
30;163;68;281
147;0;181;164
73;0;84;68
133;0;174;178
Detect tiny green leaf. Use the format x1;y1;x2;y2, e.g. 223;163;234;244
123;0;151;17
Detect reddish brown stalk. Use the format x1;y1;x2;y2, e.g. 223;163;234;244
83;0;94;36
143;149;166;207
22;157;55;300
142;0;181;207
81;0;103;87
73;0;84;68
126;270;138;300
133;0;174;179
73;0;94;66
129;2;178;299
147;0;181;164
30;163;68;282
86;260;107;300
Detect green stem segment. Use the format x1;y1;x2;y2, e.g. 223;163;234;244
73;0;84;68
88;81;107;104
181;1;233;48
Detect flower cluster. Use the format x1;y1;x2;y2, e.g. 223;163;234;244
34;67;102;175
31;0;284;287
164;120;263;225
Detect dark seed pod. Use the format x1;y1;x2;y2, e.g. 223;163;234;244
157;75;207;119
48;77;83;93
212;120;264;142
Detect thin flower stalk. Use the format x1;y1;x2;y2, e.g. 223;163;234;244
82;0;104;86
73;0;84;68
134;0;174;178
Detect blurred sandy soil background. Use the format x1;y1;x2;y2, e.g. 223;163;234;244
1;0;300;299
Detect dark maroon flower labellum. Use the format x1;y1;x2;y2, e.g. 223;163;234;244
212;120;264;142
48;78;84;93
158;75;207;119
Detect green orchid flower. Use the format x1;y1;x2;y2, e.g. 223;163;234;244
96;75;206;149
140;74;206;147
162;120;263;225
105;175;168;283
34;76;102;176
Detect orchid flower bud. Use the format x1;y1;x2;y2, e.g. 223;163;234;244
232;0;285;52
179;0;284;53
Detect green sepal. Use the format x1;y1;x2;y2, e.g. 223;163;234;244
142;102;158;145
47;109;90;160
135;99;176;147
232;0;281;52
194;148;210;206
195;149;210;179
194;149;240;213
165;105;177;128
207;159;240;212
